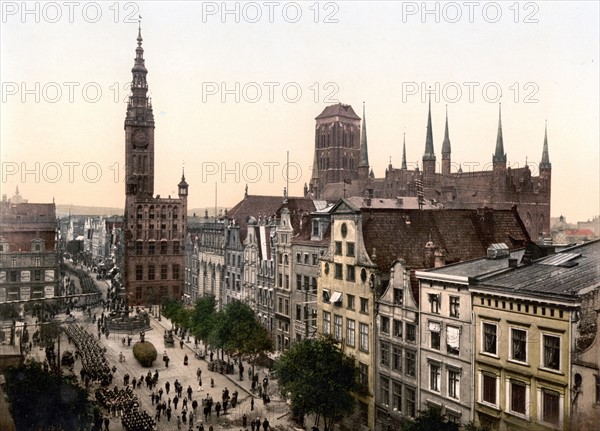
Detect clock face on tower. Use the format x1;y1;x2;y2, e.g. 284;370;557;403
132;129;148;148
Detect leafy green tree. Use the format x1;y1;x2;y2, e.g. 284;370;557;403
209;300;258;360
4;361;92;430
401;405;460;431
275;336;357;431
190;296;217;352
237;319;273;376
40;320;61;348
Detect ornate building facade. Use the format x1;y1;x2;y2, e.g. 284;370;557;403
123;27;188;306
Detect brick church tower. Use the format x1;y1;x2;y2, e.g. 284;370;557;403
124;25;188;306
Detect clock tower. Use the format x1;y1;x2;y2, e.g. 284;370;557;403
125;24;154;200
123;25;189;306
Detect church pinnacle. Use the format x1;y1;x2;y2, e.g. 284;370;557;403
359;102;369;167
540;121;551;170
442;105;451;158
493;103;506;164
423;95;435;161
401;133;407;170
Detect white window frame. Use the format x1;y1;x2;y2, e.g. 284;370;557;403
540;332;561;372
481;321;499;357
479;371;500;409
509;326;528;365
448;368;461;400
537;387;564;429
346;318;355;347
505;378;530;420
323;311;331;335
429;362;441;393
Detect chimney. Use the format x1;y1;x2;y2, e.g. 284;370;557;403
508;258;518;268
396;197;404;207
366;188;373;207
434;249;446;268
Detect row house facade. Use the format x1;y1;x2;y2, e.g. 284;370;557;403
0;201;60;303
318;199;530;431
196;221;226;310
408;240;600;431
470;241;599;431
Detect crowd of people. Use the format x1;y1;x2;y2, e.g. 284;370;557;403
63;323;113;386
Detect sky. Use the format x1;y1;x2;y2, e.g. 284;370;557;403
1;1;599;223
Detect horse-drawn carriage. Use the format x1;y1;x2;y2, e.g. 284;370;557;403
163;330;174;347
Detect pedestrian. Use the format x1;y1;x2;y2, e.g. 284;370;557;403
242;413;247;428
103;416;110;431
251;397;254;411
210;377;214;388
187;385;193;400
250;418;256;431
174;395;179;409
166;381;171;394
166;406;172;421
192;399;198;413
184;354;189;366
215;401;221;417
223;399;228;415
180;339;184;349
263;418;270;431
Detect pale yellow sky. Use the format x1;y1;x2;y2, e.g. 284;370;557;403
1;1;598;222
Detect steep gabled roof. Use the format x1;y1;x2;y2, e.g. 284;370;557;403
360;207;530;272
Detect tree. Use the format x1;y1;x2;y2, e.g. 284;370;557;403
237;319;273;376
4;360;92;431
401;405;460;431
275;336;357;431
209;300;258;360
190;296;217;352
133;341;158;367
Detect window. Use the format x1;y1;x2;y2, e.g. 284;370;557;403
135;286;142;300
429;321;441;350
392;381;402;412
334;263;343;280
542;389;560;426
511;328;527;362
429;293;440;314
296;304;302;321
148;241;155;255
429;363;440;392
278;297;283;313
358;363;368;389
136;241;143;255
449;296;460;318
304;276;310;291
296;253;301;263
304;253;309;264
335;241;342;255
347;242;355;257
380;376;390;406
359;323;369;352
160;241;167;254
346;319;355;347
446;326;460;355
448;370;460;399
34;270;41;281
482;373;497;405
285;275;289;289
405;387;416;417
360;297;368;313
172;264;180;280
160;264;168;280
296;274;302;290
380;316;390;334
173;241;180;253
393;320;403;339
135;265;143;281
405;350;416;377
341;223;348;238
312;220;319;237
347;294;355;310
543;334;560;370
311;277;317;292
509;380;527;415
323;311;331;335
334;315;343;341
483;322;497;355
380;342;390;367
148;265;155;280
346;265;355;282
393;288;403;305
312;254;318;265
392;346;402;371
406;323;416;342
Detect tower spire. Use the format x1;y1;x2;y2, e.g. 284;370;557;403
493;103;506;164
540;120;551;169
441;105;451;157
441;105;451;175
423;94;435;160
401;133;407;170
359;101;369;167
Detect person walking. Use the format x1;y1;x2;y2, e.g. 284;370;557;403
262;418;270;431
215;401;221;418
